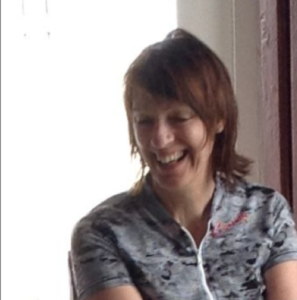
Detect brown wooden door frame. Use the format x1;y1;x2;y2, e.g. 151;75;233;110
259;0;296;221
291;0;297;220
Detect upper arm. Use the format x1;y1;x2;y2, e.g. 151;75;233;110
263;193;297;299
86;286;143;300
264;261;297;300
70;216;136;300
264;193;297;270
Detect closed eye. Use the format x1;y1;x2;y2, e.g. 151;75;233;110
170;116;192;123
135;118;154;126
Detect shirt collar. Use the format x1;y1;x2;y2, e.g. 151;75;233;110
139;172;226;232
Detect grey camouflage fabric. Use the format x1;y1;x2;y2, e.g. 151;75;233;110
70;175;297;300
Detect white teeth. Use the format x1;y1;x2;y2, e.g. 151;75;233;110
157;152;184;164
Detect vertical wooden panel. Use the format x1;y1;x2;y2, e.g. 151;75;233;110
259;0;292;203
290;0;297;221
259;0;282;192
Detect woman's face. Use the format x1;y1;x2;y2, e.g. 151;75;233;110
132;95;216;192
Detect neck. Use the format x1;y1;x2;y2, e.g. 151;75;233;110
152;172;216;228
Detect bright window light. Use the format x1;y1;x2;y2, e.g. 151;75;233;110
2;1;177;300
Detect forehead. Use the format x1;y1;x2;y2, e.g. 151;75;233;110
132;93;193;114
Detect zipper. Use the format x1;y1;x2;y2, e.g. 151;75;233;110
182;222;215;300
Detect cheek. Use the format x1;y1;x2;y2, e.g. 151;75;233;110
186;130;207;149
185;130;214;157
133;126;149;149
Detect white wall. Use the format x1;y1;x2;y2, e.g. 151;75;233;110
2;1;177;300
3;2;264;299
177;0;263;183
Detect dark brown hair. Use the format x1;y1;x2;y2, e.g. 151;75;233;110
124;28;252;193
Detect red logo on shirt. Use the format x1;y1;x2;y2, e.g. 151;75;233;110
211;212;248;237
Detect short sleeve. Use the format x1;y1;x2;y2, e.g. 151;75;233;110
264;192;297;271
70;215;133;300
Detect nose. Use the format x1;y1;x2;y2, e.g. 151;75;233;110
150;121;174;149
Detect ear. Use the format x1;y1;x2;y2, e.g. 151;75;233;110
216;120;225;133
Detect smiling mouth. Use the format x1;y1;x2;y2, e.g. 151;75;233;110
156;151;187;165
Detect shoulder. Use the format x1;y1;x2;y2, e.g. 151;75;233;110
229;179;288;208
227;180;294;226
217;178;294;222
231;179;276;200
71;191;142;253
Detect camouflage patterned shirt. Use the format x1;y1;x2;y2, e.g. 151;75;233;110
71;176;297;300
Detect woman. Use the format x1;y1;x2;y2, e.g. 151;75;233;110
70;29;297;300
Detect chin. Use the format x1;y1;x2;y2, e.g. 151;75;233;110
152;173;189;192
